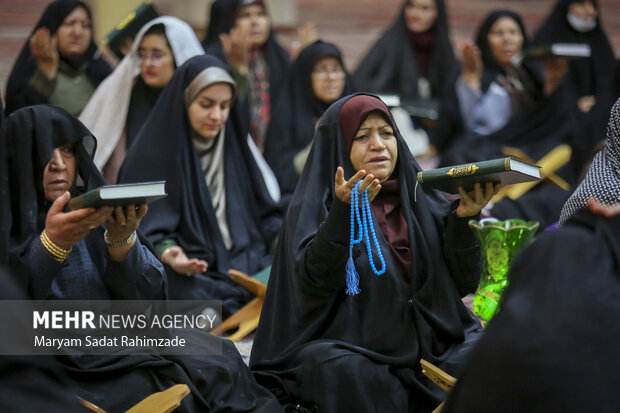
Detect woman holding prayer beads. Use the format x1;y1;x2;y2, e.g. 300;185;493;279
250;94;500;412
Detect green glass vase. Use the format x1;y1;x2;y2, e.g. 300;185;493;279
468;218;539;322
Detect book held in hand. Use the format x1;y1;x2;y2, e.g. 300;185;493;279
68;181;167;210
511;43;590;66
417;158;540;194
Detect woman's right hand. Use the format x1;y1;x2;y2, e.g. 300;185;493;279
45;192;113;250
460;40;482;90
29;27;59;79
161;246;208;276
220;26;251;75
334;167;381;204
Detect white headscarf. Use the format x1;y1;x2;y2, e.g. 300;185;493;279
80;16;204;170
559;98;620;225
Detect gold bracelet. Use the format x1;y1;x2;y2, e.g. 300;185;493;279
40;230;72;263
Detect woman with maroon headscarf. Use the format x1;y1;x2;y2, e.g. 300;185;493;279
250;94;499;412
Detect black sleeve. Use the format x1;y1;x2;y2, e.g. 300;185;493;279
442;201;481;296
299;198;351;293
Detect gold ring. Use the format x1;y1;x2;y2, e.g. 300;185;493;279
88;225;96;230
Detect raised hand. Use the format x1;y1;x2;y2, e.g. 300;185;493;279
220;26;251;75
460;40;482;90
45;192;113;249
30;27;59;79
105;204;148;243
161;246;208;276
457;182;501;218
335;167;382;205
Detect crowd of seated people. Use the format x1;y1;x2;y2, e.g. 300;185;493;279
0;0;617;411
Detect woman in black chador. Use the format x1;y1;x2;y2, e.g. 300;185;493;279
119;55;282;316
0;104;283;412
202;0;290;151
250;94;499;412
263;40;356;203
4;0;111;115
534;0;615;114
354;0;457;104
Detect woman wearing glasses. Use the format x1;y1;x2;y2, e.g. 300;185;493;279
263;40;356;204
5;0;112;115
80;17;204;183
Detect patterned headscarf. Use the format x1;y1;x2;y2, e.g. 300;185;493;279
559;98;620;225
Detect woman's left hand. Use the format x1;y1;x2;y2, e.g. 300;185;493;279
456;182;501;218
105;204;148;243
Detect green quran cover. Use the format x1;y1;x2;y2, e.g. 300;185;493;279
417;157;540;194
102;2;159;59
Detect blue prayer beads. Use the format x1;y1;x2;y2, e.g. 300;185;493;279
345;180;386;295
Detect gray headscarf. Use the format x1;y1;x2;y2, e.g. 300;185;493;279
185;66;236;249
559;98;620;225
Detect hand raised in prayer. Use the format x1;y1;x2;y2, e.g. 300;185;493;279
29;27;59;79
290;22;318;59
160;246;208;276
456;182;501;218
45;192;113;250
220;25;251;75
587;198;620;217
335;167;382;205
460;40;482;91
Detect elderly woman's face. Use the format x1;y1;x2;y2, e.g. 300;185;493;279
487;16;524;68
43;144;76;202
188;83;234;139
56;6;92;57
311;56;346;104
405;0;438;33
349;112;398;183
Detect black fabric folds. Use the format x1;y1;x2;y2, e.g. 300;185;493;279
443;210;620;413
353;0;458;101
263;40;356;199
118;55;282;314
533;0;616;154
250;93;483;412
4;0;111;115
125;76;163;149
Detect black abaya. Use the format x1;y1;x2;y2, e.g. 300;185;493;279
250;93;483;412
354;0;458;102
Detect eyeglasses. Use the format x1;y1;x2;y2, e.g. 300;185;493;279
312;67;345;79
138;50;168;67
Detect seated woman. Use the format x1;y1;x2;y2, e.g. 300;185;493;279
354;0;458;130
438;10;588;229
202;0;290;151
534;0;615;114
80;17;204;184
119;55;282;316
453;10;546;137
5;0;112;115
250;94;499;412
263;40;356;203
1;104;283;412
